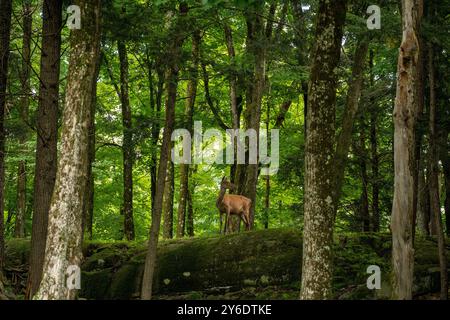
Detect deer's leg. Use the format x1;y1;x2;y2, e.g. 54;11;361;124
225;210;231;234
219;212;223;235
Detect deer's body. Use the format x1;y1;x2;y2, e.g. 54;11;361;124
216;177;251;233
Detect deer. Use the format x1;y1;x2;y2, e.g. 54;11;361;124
216;176;252;234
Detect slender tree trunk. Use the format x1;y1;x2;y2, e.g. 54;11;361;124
332;39;369;207
34;0;101;300
0;0;12;280
442;154;450;237
141;4;188;300
150;65;164;211
417;165;430;235
369;50;380;232
358;125;370;232
162;161;174;239
242;2;268;228
186;182;194;237
14;1;32;239
82;52;101;241
177;31;200;238
427;44;448;300
118;40;135;241
300;0;347;300
391;0;422;300
26;0;62;299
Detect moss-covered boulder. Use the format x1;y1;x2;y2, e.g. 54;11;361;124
4;229;450;300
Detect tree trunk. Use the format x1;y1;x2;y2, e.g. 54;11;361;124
141;4;188;300
369;50;380;232
26;0;62;299
186;183;194;237
150;61;164;211
242;2;268;228
177;31;199;238
14;1;32;239
118;40;135;241
391;0;422;300
427;44;448;300
0;0;12;280
417;165;430;235
162;161;174;240
83;51;101;241
300;0;347;300
442;154;450;237
34;0;101;300
332;39;369;207
357;123;370;232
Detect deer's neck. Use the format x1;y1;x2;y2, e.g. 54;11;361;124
216;188;226;208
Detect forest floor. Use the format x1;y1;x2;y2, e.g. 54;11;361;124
2;228;449;300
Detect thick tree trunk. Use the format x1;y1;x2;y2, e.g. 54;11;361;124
14;1;32;239
300;0;347;300
162;161;174;240
26;0;62;299
391;0;422;300
141;4;188;300
427;45;448;300
0;0;12;279
118;41;135;241
34;0;101;300
177;32;199;238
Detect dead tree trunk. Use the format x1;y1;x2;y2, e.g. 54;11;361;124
391;0;422;300
35;0;101;300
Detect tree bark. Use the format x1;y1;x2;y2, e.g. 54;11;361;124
34;0;101;300
332;39;369;207
358;124;370;232
82;51;101;241
177;31;200;238
14;1;32;239
118;40;135;241
369;50;380;232
442;153;450;237
242;2;268;228
427;44;448;300
26;0;62;299
300;0;347;300
0;0;12;280
417;165;430;235
162;161;174;240
141;4;188;300
391;0;422;300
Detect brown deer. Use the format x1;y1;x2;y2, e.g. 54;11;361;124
216;177;251;234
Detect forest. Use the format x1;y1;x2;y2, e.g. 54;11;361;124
0;0;449;301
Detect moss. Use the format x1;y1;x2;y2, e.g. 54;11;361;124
79;268;112;300
108;263;142;300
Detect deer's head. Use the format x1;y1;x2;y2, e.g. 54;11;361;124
220;176;236;192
